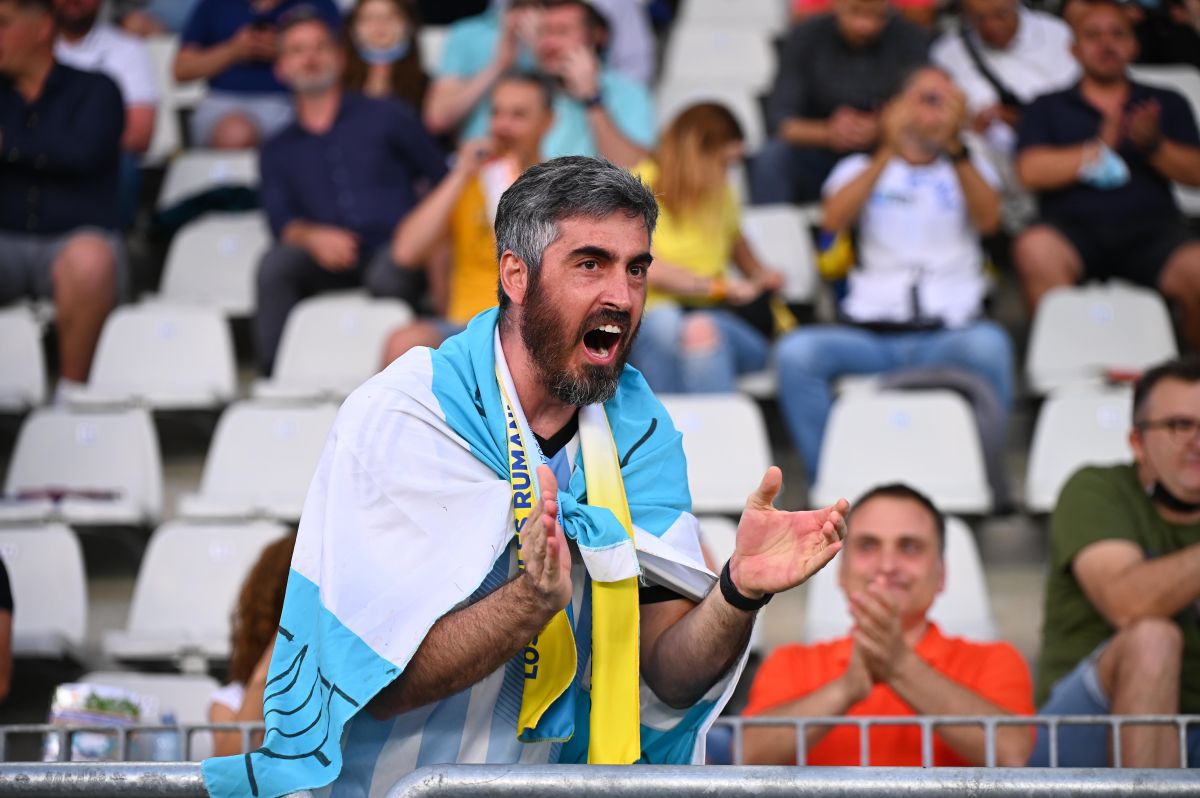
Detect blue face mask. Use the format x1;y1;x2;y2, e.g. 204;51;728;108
355;37;411;65
1078;143;1131;190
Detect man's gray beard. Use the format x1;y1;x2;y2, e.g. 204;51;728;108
291;71;340;96
545;364;622;407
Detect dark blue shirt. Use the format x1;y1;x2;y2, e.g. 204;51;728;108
0;63;124;234
1017;81;1200;222
181;0;342;94
260;92;448;252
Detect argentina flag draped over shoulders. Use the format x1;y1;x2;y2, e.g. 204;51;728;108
201;308;746;798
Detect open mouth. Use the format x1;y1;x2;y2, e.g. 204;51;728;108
582;323;624;364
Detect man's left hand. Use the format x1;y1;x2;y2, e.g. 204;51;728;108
728;467;847;598
1124;99;1162;152
559;45;600;102
849;576;908;683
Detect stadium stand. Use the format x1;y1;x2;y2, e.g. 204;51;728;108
0;306;46;412
802;516;999;642
158;212;271;318
811;390;992;515
155;149;259;212
103;521;292;667
660;27;777;95
178;401;339;523
677;0;789;34
0;524;88;661
1;407;162;527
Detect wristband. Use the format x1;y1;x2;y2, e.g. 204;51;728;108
709;277;728;302
720;560;772;612
948;139;970;162
582;92;603;109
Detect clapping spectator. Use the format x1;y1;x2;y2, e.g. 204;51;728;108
630;103;785;394
342;0;428;108
751;0;929;205
173;0;342;149
1013;0;1200;347
0;0;124;396
256;9;447;375
774;66;1012;482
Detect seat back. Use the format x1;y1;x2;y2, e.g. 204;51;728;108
677;0;789;34
0;524;87;656
157;150;259;211
81;671;221;759
661;27;776;94
160;213;270;317
655;80;767;153
741;205;818;303
0;305;46;410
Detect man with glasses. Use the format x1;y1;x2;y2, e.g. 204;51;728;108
1033;357;1200;767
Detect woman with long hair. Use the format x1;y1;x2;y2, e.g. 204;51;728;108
632;102;786;393
342;0;429;110
208;531;297;757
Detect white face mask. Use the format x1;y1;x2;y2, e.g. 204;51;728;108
1078;142;1131;189
354;36;411;65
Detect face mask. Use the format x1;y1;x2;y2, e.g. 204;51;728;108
355;37;410;65
1078;142;1131;189
1147;480;1200;513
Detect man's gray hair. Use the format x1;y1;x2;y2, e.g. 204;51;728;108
495;156;658;311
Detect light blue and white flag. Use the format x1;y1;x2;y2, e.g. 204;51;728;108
201;309;745;798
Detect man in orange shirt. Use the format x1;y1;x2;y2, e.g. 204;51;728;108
742;483;1034;766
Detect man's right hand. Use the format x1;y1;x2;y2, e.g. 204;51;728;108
840;641;873;705
455;136;495;176
519;464;573;616
830;107;880;153
303;226;360;272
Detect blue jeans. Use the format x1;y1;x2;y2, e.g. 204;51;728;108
775;322;1014;479
632;304;770;394
1029;644;1200;767
749;139;840;205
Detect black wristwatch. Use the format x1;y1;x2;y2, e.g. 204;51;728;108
720;560;773;612
582;92;603;109
949;140;970;162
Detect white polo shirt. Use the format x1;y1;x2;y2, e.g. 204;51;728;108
55;23;159;107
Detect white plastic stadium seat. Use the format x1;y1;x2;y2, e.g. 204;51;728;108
741;205;819;304
157;150;258;211
82;671;221;759
1025;386;1133;513
660;394;772;515
104;521;291;665
255;294;414;401
179;401;338;522
159;212;271;317
1128;65;1200;217
678;0;789;35
655;80;767;153
0;524;87;658
1;407;162;526
1025;283;1177;396
80;304;236;410
418;26;448;75
0;305;46;410
803;517;998;642
143;34;206;109
661;27;777;95
812;390;992;514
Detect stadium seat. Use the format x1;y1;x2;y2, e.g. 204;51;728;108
677;0;789;34
1025;386;1133;513
418;26;448;75
812;389;992;514
156;150;258;212
1;407;162;526
79;304;236;411
803;517;998;642
255;293;414;401
1128;65;1200;217
179;400;338;522
159;212;271;317
1025;282;1177;396
660;394;772;515
0;305;46;411
655;80;767;153
661;27;777;95
104;520;291;666
741;204;819;304
0;524;87;659
81;671;221;759
142;35;206;166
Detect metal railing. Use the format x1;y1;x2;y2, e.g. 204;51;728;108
0;763;1197;798
0;723;264;762
712;714;1200;768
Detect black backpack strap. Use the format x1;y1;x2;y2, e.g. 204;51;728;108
959;22;1023;110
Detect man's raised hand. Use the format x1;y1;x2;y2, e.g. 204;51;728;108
518;464;573;617
728;466;848;599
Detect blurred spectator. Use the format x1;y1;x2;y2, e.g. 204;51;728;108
630;103;784;394
0;558;10;705
750;0;929;205
382;71;553;363
742;484;1034;767
342;0;428;108
113;0;202;35
173;0;342;149
793;0;936;30
1064;0;1200;70
426;0;654;166
0;0;124;393
774;67;1011;482
209;531;297;757
256;10;446;375
1013;0;1200;348
1032;358;1200;767
52;0;156;228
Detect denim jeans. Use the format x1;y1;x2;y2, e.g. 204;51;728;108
775;321;1014;479
632;304;770;394
748;138;841;205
